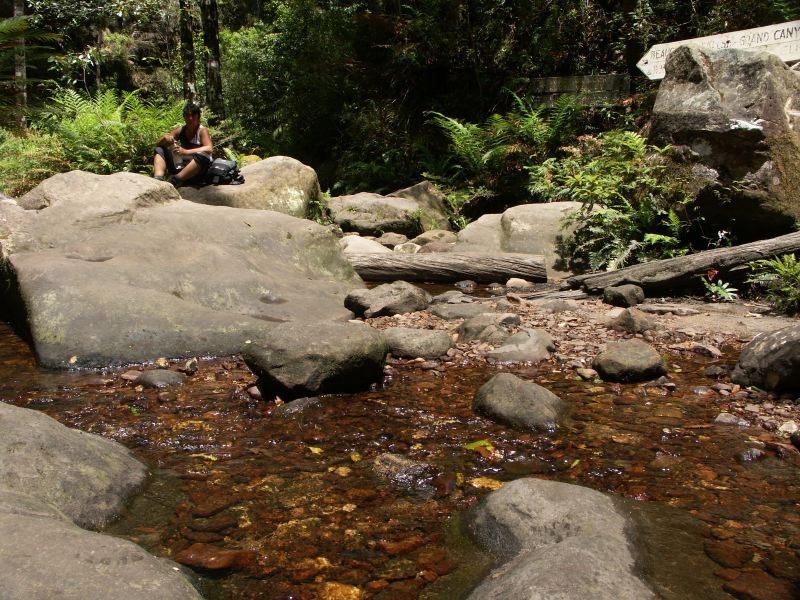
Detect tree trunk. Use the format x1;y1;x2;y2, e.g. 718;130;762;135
566;231;800;293
345;252;547;283
179;0;196;102
200;0;225;120
13;0;26;129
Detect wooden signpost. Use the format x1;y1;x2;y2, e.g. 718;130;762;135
637;20;800;79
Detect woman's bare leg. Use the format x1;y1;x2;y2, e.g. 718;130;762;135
153;153;168;177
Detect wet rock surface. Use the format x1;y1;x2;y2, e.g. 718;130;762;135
1;286;799;599
473;373;565;432
593;338;668;383
242;321;388;399
466;478;654;599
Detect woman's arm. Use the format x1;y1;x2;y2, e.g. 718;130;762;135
177;127;213;156
156;126;182;148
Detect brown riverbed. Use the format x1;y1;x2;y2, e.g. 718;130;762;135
1;296;799;599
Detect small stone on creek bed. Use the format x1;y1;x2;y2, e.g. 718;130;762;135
133;369;186;389
173;542;256;571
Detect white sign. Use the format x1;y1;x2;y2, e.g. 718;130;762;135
637;20;800;79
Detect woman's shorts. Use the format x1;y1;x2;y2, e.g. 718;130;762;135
155;147;212;179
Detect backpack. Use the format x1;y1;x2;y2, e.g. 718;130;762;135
204;158;245;185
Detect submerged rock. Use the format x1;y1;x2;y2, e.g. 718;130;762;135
243;321;387;399
135;369;186;389
467;478;654;599
0;402;147;529
0;488;202;600
473;373;565;432
372;453;437;498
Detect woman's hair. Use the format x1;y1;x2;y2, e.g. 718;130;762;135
183;102;201;118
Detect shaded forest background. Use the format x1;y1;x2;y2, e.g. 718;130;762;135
1;0;798;194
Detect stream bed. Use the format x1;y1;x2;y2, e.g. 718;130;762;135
1;318;798;599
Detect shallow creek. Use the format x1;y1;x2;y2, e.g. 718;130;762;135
1;316;798;599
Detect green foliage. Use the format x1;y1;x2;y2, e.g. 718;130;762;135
700;275;738;302
0;127;67;196
427;94;590;194
39;87;183;174
747;253;800;314
529;131;694;271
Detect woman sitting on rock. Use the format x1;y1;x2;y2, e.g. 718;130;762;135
153;102;213;186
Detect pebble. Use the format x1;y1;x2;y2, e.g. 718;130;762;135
778;420;798;434
714;412;749;427
735;447;767;463
173;542;256;570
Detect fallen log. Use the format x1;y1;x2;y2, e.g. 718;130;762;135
346;252;547;283
566;231;800;293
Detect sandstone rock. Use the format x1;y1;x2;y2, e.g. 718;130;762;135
411;229;458;245
345;281;432;318
393;242;421;253
486;328;554;363
372;453;437;498
375;232;408;248
603;284;645;307
242;321;387;399
176;156;321;217
731;324;800;393
0;488;202;600
2;171;360;368
592;339;667;383
467;478;654;599
0;402;147;529
340;235;392;254
429;303;490;320
383;327;453;359
648;46;800;241
173;542;256;571
473;373;565;432
389;181;451;231
454;202;581;276
328;192;424;237
134;369;186;389
418;241;455;253
457;312;521;342
611;307;657;333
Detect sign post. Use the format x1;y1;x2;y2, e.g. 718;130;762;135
637;20;800;80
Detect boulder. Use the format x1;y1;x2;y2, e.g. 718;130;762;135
327;192;424;237
134;369;186;389
1;171;360;368
467;478;654;600
340;235;392;254
486;328;554;363
345;281;432;318
0;401;147;529
593;339;667;383
454;202;581;276
429;304;490;320
389;180;451;231
411;229;458;245
610;307;657;334
383;327;453;359
0;488;202;600
177;156;321;218
731;324;800;393
458;312;521;342
372;453;438;498
647;46;800;241
375;232;408;248
393;242;421;253
242;321;387;399
473;373;565;432
418;241;455;253
603;284;645;307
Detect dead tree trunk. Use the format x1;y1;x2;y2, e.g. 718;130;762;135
346;252;547;283
179;0;197;102
566;231;800;293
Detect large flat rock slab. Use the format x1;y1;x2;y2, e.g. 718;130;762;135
1;171;361;368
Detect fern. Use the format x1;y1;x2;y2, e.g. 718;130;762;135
747;253;800;314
